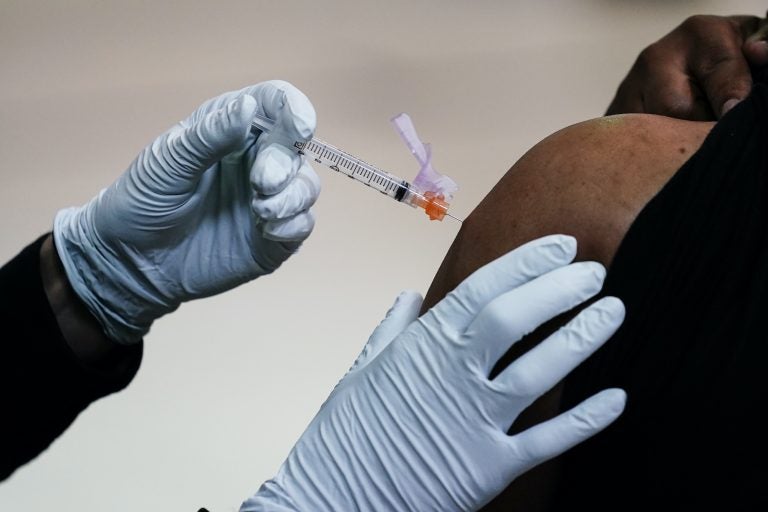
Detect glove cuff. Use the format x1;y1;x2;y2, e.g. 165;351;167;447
239;479;303;512
53;205;173;344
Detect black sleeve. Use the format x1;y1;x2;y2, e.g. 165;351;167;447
555;85;768;510
0;234;142;482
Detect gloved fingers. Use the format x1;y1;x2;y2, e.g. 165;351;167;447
503;388;626;477
489;297;624;426
248;80;316;149
250;239;302;276
250;143;303;196
349;291;423;373
426;235;577;333
464;261;606;373
259;208;316;242
161;94;257;195
252;158;320;220
244;81;315;196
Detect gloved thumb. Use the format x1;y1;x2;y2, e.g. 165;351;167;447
320;291;422;408
162;94;257;194
349;291;423;373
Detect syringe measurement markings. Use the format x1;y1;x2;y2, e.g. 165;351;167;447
338;156;355;172
306;139;423;201
341;158;398;191
251;124;456;217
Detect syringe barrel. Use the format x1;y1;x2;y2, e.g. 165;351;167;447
252;114;412;201
250;113;453;221
300;138;412;200
251;114;276;134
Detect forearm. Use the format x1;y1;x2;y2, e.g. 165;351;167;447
0;234;142;481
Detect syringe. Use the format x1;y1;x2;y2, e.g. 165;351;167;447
250;113;462;222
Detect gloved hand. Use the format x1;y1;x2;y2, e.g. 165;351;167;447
54;80;320;344
606;13;768;120
241;235;627;512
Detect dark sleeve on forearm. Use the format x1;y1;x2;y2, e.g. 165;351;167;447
0;234;142;482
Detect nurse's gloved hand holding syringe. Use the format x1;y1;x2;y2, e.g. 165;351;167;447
242;236;626;512
49;82;625;510
54;81;320;344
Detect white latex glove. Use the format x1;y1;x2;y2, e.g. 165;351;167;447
54;80;320;343
241;235;627;512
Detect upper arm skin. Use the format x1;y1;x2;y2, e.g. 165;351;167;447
421;114;713;511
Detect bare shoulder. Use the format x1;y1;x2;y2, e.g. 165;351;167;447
422;114;713;511
423;114;713;310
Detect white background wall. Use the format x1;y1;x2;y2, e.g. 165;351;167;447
1;1;764;510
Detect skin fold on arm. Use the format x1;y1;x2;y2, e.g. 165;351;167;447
420;113;714;511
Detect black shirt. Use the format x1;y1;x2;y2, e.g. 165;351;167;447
0;234;142;482
557;85;768;510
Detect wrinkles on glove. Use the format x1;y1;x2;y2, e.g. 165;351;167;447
241;236;627;512
251;160;321;220
53;81;319;343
